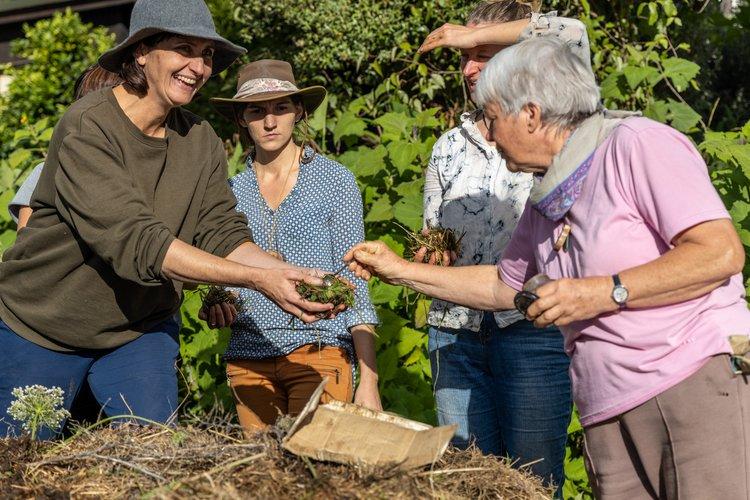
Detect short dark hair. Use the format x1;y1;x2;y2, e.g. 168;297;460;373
467;0;532;25
119;33;174;97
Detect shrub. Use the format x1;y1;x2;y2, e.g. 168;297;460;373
0;9;114;151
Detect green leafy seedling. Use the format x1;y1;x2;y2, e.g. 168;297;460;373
296;275;355;308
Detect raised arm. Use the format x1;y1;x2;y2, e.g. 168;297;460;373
419;12;591;70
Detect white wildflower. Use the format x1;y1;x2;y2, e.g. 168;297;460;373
7;385;70;439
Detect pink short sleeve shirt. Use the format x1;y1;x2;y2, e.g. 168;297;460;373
499;117;750;426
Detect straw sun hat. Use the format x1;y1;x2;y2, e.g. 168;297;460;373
211;59;326;122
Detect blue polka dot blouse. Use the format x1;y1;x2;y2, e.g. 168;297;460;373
224;147;379;361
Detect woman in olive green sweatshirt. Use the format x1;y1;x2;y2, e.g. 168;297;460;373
0;0;336;439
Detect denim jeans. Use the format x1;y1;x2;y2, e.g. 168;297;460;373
0;319;180;439
428;313;571;489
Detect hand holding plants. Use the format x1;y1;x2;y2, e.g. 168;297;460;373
525;276;619;328
199;303;238;329
344;241;407;283
255;268;339;322
408;227;461;266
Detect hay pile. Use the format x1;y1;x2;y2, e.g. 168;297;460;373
1;421;553;499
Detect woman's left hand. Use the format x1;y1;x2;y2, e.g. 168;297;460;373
354;379;382;412
526;276;619;328
418;23;481;53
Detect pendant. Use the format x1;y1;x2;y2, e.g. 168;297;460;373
553;223;572;252
268;250;285;262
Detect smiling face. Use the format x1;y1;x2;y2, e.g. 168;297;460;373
239;97;303;154
460;23;506;98
136;36;214;108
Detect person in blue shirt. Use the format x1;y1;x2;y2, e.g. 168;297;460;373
208;59;380;432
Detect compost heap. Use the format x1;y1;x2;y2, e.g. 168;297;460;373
1;418;554;499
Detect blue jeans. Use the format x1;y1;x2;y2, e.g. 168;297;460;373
429;313;571;489
0;319;179;439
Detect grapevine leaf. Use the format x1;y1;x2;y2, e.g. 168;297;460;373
333;110;366;144
393;193;423;230
388;141;421;174
364;195;393;222
338;144;387;178
8;149;31;170
667;101;701;132
600;72;627;102
369;279;402;304
661;57;700;92
375;111;412;142
622;65;660;89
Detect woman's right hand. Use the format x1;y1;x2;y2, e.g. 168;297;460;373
412;246;454;266
343;241;408;283
418;23;482;53
253;268;335;323
412;229;454;266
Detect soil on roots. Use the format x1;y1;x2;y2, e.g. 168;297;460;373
1;421;554;499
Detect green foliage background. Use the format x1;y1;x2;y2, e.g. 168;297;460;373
0;2;749;498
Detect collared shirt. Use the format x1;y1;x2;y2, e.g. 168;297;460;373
424;110;532;331
422;13;591;331
224;149;378;361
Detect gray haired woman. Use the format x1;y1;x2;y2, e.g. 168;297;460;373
345;36;750;498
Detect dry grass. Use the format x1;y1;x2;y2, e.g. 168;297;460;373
0;419;553;499
403;225;464;266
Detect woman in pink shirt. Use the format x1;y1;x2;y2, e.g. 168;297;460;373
345;36;750;499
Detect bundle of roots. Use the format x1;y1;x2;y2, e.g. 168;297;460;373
404;225;464;266
199;285;246;314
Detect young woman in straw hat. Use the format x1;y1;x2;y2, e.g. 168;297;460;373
0;0;337;439
208;60;381;431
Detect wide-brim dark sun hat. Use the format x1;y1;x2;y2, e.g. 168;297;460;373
99;0;246;75
210;59;327;123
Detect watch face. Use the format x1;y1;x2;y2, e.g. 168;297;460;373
613;286;628;304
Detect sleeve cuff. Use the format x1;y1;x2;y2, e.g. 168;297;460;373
152;232;177;282
345;306;380;330
664;211;731;244
518;11;558;42
498;264;524;292
211;230;253;259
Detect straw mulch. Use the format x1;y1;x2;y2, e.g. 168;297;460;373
1;421;553;499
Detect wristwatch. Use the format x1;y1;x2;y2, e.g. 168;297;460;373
611;274;629;307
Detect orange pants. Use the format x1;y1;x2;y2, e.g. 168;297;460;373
226;344;353;432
